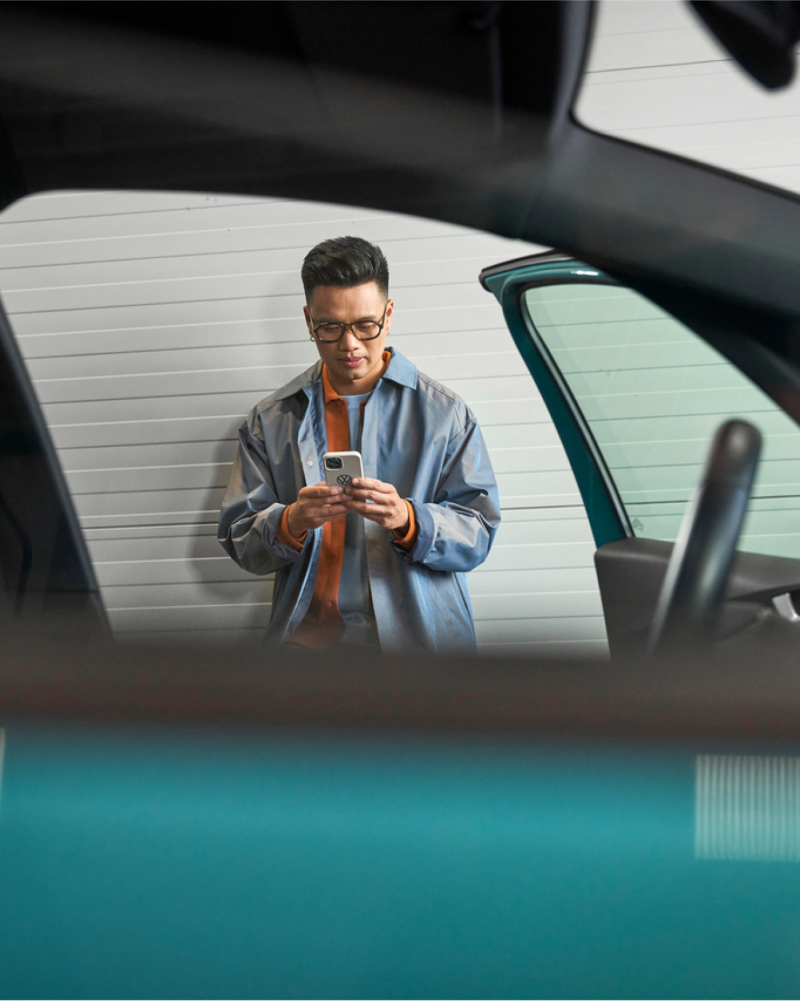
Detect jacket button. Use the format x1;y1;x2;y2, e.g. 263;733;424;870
307;460;313;466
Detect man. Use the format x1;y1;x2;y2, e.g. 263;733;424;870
218;236;500;654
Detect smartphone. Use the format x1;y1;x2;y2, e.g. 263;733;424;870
323;450;363;488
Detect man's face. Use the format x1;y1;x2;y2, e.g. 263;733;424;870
304;282;393;396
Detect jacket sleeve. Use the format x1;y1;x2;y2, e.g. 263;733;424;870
217;418;309;574
396;410;501;573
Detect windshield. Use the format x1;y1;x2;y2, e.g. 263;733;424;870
2;190;609;658
575;0;800;197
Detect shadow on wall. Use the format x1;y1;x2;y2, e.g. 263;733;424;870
188;419;274;639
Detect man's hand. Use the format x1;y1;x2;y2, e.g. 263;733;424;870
287;483;351;538
345;477;410;533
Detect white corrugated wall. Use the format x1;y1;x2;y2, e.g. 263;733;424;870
0;192;606;656
577;0;800;195
2;0;780;656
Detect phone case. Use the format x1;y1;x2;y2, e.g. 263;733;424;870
323;450;364;488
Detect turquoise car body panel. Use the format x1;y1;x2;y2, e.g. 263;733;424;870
2;723;800;1000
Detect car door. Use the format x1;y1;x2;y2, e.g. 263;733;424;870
482;251;800;661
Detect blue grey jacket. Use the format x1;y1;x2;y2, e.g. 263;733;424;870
217;348;501;653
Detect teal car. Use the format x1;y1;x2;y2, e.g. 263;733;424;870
1;2;800;998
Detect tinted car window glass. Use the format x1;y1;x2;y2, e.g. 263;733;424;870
523;283;800;557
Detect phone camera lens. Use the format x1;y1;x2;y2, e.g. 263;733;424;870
326;457;343;469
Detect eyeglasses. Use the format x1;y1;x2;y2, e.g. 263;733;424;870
311;304;388;343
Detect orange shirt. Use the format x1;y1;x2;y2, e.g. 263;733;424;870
276;356;417;650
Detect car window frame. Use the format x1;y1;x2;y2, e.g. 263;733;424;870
484;251;800;561
481;253;631;548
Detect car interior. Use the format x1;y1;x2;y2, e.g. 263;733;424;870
2;2;800;997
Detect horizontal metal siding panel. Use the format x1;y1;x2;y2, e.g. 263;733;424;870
81;503;587;539
67;463;232;495
473;590;604;620
477;640;610;658
584;28;713;72
591;0;688;34
494;471;582;507
93;552;600;593
98;564;602;617
87;515;594;566
6;258;522;315
104;580;273;610
47;397;552;449
70;471;573;518
43;392;293;427
39;372;541;414
0;211;472;269
10;282;495;339
577;0;800;194
3;233;536;301
102;582;602;625
475;616;607;644
117;630;270;644
89;534;232;563
96;556;253;587
32;352;529;405
17;308;513;359
67;447;562;496
26;328;521;382
582;74;798;132
83;523;219;542
0;191;263;221
109;602;272;632
581;0;720;73
469;567;601;594
0;199;433;246
66;441;240;473
61;422;563;473
74;486;228;519
5;190;603;654
478;541;595;574
30;364;312;404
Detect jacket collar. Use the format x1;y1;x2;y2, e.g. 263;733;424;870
381;347;418;390
272;346;418;402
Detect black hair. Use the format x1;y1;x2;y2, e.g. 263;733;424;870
301;236;389;302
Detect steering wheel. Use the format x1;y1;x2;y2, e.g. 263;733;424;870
648;419;762;660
